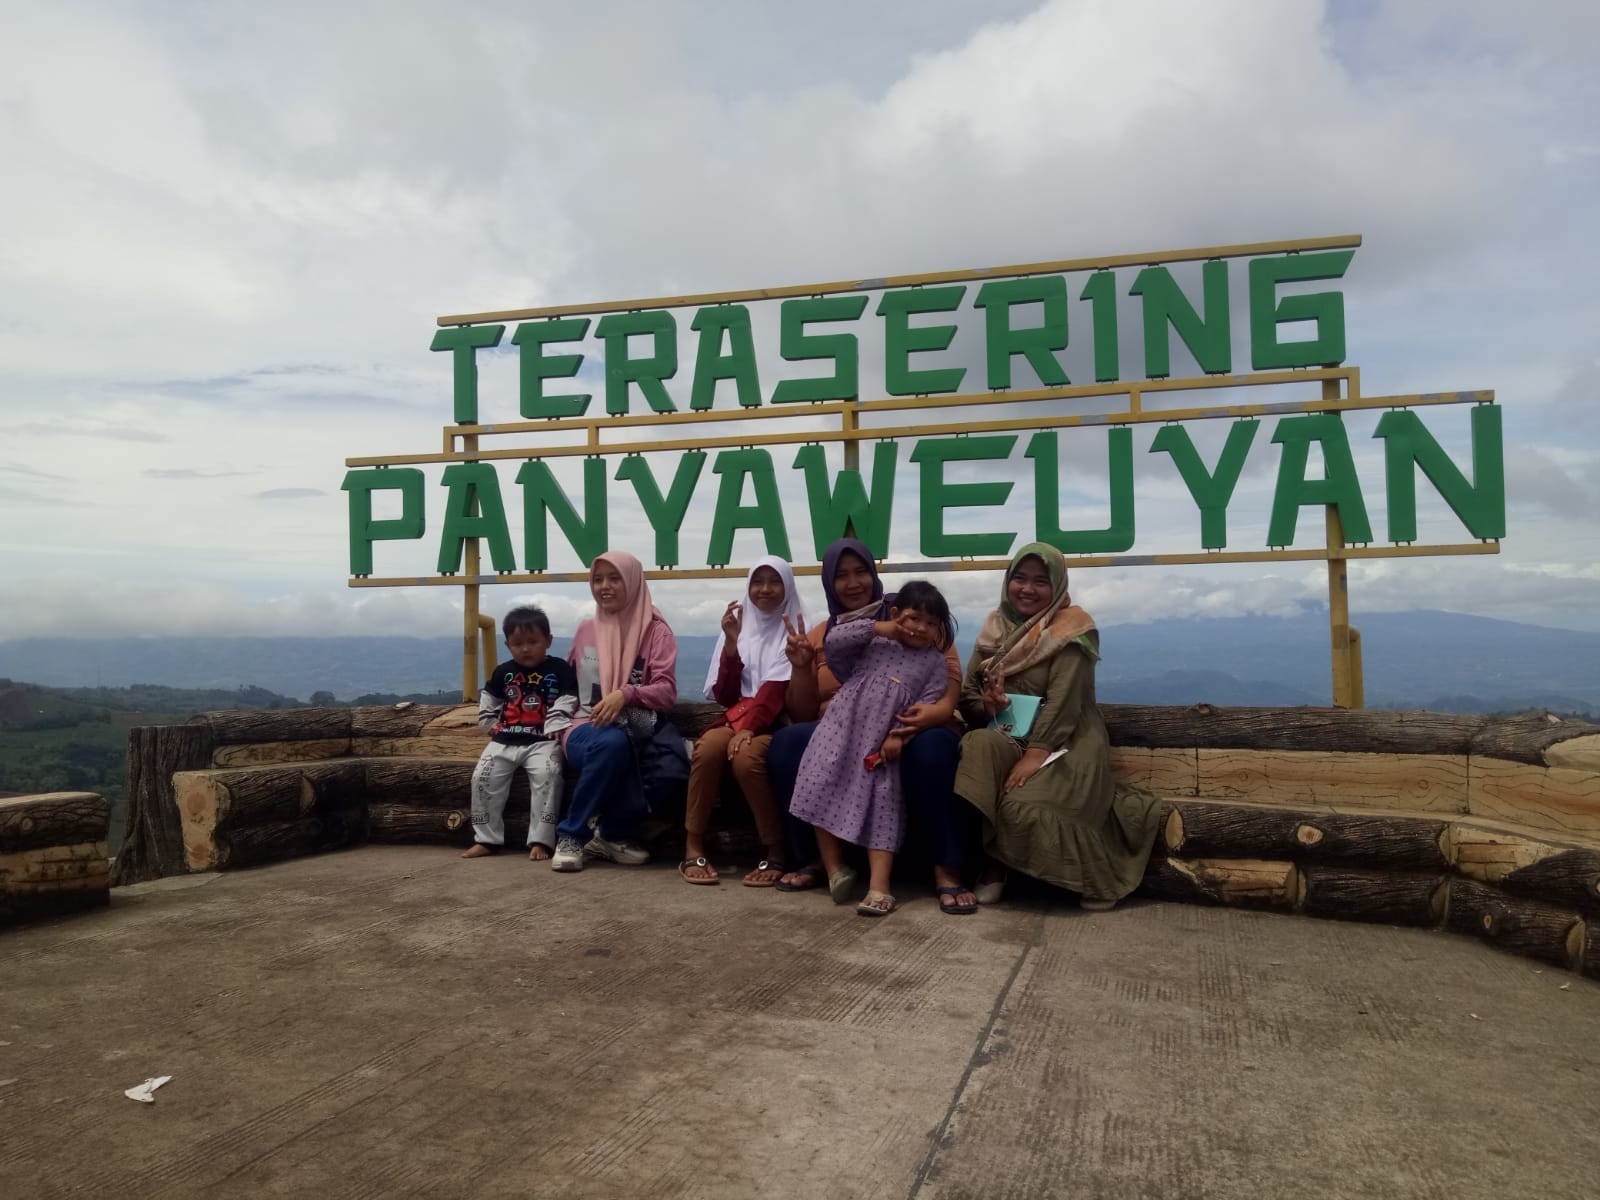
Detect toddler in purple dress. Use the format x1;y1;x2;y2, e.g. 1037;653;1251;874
789;581;957;917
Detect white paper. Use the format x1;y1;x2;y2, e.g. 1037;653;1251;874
124;1075;172;1103
1040;748;1068;767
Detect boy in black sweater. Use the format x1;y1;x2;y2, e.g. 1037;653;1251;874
463;606;579;860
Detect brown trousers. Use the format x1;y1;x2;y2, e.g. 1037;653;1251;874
686;726;783;849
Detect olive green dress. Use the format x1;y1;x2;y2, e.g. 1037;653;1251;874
954;631;1162;901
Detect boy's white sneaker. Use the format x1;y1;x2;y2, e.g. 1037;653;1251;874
583;836;649;866
550;838;587;872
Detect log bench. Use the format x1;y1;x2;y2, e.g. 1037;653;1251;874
0;791;111;928
106;701;1600;978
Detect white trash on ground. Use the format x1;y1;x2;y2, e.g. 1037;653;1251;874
124;1075;172;1103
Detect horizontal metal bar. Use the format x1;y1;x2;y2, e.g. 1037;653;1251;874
437;234;1363;326
346;389;1492;468
346;540;1499;587
445;368;1355;439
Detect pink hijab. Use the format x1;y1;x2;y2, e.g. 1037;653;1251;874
592;550;663;694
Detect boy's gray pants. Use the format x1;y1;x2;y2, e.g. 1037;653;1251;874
470;739;564;850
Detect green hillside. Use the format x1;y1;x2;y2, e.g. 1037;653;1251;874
0;680;311;852
0;681;465;853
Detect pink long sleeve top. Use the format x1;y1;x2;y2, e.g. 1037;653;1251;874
563;615;678;741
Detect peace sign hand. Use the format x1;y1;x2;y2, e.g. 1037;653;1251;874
783;613;815;670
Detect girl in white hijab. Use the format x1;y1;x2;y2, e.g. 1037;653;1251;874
684;556;808;886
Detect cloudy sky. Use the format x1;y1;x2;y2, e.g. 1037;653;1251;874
2;0;1597;642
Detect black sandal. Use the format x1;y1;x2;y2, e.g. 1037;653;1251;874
936;885;978;915
773;863;827;893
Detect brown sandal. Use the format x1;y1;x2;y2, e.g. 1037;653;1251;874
678;856;720;885
742;859;787;888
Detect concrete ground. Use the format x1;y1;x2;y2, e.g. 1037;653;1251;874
2;846;1597;1200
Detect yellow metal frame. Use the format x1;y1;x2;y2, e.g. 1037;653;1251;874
353;541;1500;589
352;233;1502;707
437;233;1363;326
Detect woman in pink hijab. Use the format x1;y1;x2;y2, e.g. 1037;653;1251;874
550;550;682;873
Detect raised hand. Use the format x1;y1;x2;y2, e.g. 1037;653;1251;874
720;600;743;647
783;613;815;669
982;669;1007;714
872;618;904;644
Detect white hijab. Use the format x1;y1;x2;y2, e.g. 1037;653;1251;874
702;556;808;700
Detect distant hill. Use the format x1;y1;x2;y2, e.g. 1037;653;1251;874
1096;670;1322;708
1092;611;1600;712
0;610;1596;712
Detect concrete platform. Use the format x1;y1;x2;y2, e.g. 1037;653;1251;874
1;846;1596;1199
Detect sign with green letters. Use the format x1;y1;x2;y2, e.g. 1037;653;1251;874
343;235;1504;582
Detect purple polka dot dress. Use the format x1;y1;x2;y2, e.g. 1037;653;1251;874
789;619;948;851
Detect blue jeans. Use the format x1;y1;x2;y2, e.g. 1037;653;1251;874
557;724;642;844
768;721;975;869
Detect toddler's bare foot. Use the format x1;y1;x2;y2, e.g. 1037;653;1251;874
528;843;552;861
461;843;496;859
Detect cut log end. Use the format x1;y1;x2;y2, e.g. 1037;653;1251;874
1164;809;1186;853
1566;920;1587;972
1295;824;1325;847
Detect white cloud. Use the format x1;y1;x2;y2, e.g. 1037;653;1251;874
0;0;1597;642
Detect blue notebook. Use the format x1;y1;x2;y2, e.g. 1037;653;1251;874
989;693;1041;740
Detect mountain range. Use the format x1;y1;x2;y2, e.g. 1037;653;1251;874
2;610;1596;715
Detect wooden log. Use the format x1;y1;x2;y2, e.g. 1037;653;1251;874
1468;713;1600;768
0;793;109;854
1447;825;1567;882
350;705;485;759
1585;922;1600;980
1111;747;1197;795
114;723;216;885
1195;748;1468;814
350;733;484;760
219;811;364;869
363;759;479;808
190;708;353;745
175;761;368;832
1139;857;1302;910
349;704;461;738
300;760;373;814
1446;878;1586;970
213;739;352;768
175;762;374;870
1163;803;1451;869
1099;705;1599;766
0;842;109;885
1499;850;1600;914
1544;733;1600;773
175;767;315;831
1299;866;1447;927
1466;758;1600;842
367;803;479;846
0;840;110;927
